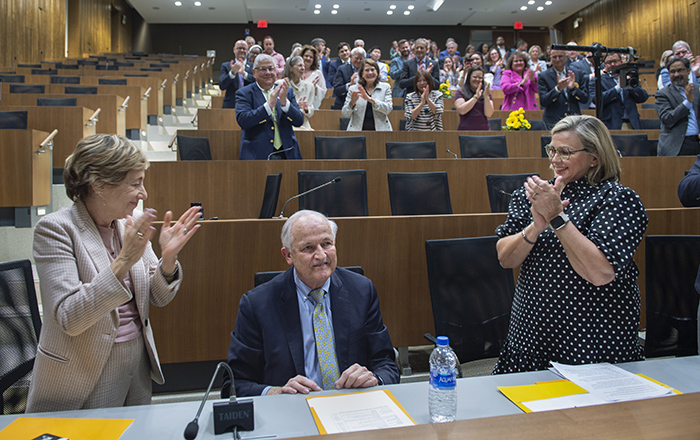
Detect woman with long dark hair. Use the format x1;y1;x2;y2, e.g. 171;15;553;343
454;66;493;131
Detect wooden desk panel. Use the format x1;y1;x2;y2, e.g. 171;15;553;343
0;129;51;207
81;76;164;118
148;208;700;363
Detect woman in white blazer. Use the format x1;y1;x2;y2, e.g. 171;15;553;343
26;134;201;412
342;59;393;131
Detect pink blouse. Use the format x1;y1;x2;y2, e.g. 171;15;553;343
500;69;539;111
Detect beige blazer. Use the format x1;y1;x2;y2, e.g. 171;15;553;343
341;82;393;131
26;200;182;413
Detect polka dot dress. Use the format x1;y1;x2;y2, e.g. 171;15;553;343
493;177;648;374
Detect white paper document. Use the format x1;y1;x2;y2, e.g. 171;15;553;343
549;362;673;402
306;389;416;435
521;393;608;412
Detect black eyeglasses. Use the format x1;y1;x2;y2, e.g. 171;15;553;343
545;145;587;160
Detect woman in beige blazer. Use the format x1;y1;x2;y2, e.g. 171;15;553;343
342;59;393;131
26;134;201;412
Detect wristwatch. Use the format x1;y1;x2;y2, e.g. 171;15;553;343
549;213;570;230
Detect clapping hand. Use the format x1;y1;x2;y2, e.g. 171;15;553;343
298;96;309;113
566;70;576;89
350;89;360;107
230;58;245;75
686;82;695;103
474;82;484;99
358;85;371;102
312;75;320;86
158;206;201;273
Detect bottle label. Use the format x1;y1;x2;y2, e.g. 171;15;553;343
430;370;456;389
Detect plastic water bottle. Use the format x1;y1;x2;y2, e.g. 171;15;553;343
429;336;458;423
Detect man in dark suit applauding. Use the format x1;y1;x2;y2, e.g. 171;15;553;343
399;38;440;97
538;49;589;129
655;57;700;156
220;40;254;109
235;54;304;160
224;210;400;397
332;47;365;109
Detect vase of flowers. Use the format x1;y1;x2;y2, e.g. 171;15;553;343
503;108;531;130
439;80;453;98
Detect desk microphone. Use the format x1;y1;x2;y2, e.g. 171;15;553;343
267;147;295;160
499;189;513;197
274;177;342;219
183;362;254;440
446;149;458;159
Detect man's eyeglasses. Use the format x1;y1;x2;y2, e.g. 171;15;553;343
255;66;276;72
545;145;587;160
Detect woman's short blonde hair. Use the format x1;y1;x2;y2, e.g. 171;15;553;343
63;134;148;201
551;115;621;185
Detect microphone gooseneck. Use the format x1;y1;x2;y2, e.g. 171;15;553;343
267;146;295;160
183;361;236;440
446;149;458;159
274;177;342;219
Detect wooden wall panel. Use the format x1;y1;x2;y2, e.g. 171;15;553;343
0;0;66;68
557;0;699;65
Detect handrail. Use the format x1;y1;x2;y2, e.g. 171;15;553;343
160;79;167;90
119;96;130;111
86;108;101;126
37;129;58;154
143;87;152;99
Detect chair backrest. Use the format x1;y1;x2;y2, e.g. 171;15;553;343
639;118;661;130
297;169;368;217
57;64;79;70
339;117;350;131
30;69;56;75
314;136;367;159
259;173;283;219
610;133;651;157
64;86;97;95
641;103;656;110
50;76;81;84
9;84;45;94
177;135;212;161
485;173;539;213
528;120;546;131
77;59;98;66
488;119;503;131
95;64;118;71
387;172;452;215
0;111;28;130
399;119;407;131
17;64;42;68
99;78;128;85
385;141;437;159
425;236;514;363
254;266;365;287
645;235;700;358
114;62;134;67
0;259;42;414
459;135;508;158
540;135;552;158
141;68;163;72
37;97;77;107
0;74;25;83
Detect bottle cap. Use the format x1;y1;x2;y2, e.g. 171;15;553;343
436;336;449;346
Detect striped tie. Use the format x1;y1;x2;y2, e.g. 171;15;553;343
310;288;340;390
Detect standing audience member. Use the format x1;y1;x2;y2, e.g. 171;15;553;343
439;39;460;62
486;47;504;90
501;51;539;111
354;39;365;48
332;47;365;110
538;49;589;129
454;66;493;131
220;40;252;109
657;50;674;90
404;71;444;131
26;134;201;412
390;39;412;98
245;36;256;49
311;38;332;89
299;45;327;110
236;54;304;160
342;59;393;131
399;38;440;97
495;36;510;60
592;52;648;130
281;56;315;131
477;42;491;57
440;57;459;87
528;46;547;72
262;36;286;78
389;40;399;59
659;41;700;88
678;153;700;206
565;41;583;68
429;42;440;62
655;57;700;156
328;42;351;92
493;115;648;374
368;46;389;82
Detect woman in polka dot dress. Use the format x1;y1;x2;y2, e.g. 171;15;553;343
493;115;648;374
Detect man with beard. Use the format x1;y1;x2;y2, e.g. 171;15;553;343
389;39;412;98
656;57;700;156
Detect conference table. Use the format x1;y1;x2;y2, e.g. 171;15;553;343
2;356;698;439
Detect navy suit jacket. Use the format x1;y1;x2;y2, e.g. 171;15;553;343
328;59;344;92
235;83;304;160
398;57;440;96
224;267;400;397
592;73;648;130
678;154;700;206
538;67;590;128
332;63;357;110
219;61;254;109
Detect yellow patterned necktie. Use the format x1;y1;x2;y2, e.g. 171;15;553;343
264;88;283;150
310;288;340;390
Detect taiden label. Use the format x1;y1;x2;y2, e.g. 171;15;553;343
430;371;456;389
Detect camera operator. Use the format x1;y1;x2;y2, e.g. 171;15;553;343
591;52;648;130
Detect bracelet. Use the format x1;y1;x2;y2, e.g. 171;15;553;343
159;261;179;278
521;229;537;245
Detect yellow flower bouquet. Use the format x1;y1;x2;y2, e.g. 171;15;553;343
439;80;453;98
503;108;531;130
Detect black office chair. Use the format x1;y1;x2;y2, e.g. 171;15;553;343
0;74;25;83
488;119;503;131
30;69;56;75
9;84;45;94
639;118;662;130
254;266;365;287
485;173;539;213
95;64;118;71
297;169;368;217
64;86;98;95
540;135;552;158
0;111;28;130
141;68;163;72
151;63;170;68
17;64;42;68
99;78;128;85
259;173;283;219
114;62;134;67
76;59;98;66
387;172;452;215
0;260;42;415
339;117;350;131
641;103;656;110
459;135;508;158
425;236;514;364
56;64;79;70
610;133;651;157
50;76;81;84
392;104;404;111
176;135;213;161
528;120;546;131
125;74;149;78
645;235;700;358
399;119;407;131
385;141;437;159
314;136;367;159
37;97;77;107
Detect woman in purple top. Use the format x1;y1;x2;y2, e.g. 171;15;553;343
486;47;504;90
501;51;539;111
454;66;494;131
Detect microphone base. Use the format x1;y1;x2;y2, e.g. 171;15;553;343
213;399;255;434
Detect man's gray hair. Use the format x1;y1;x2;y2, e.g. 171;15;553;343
311;38;326;48
672;40;692;53
253;53;274;69
281;210;338;251
350;47;366;58
415;38;429;47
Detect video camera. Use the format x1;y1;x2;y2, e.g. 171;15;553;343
610;63;640;89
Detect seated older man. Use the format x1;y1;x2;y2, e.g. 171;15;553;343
224;210;399;397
